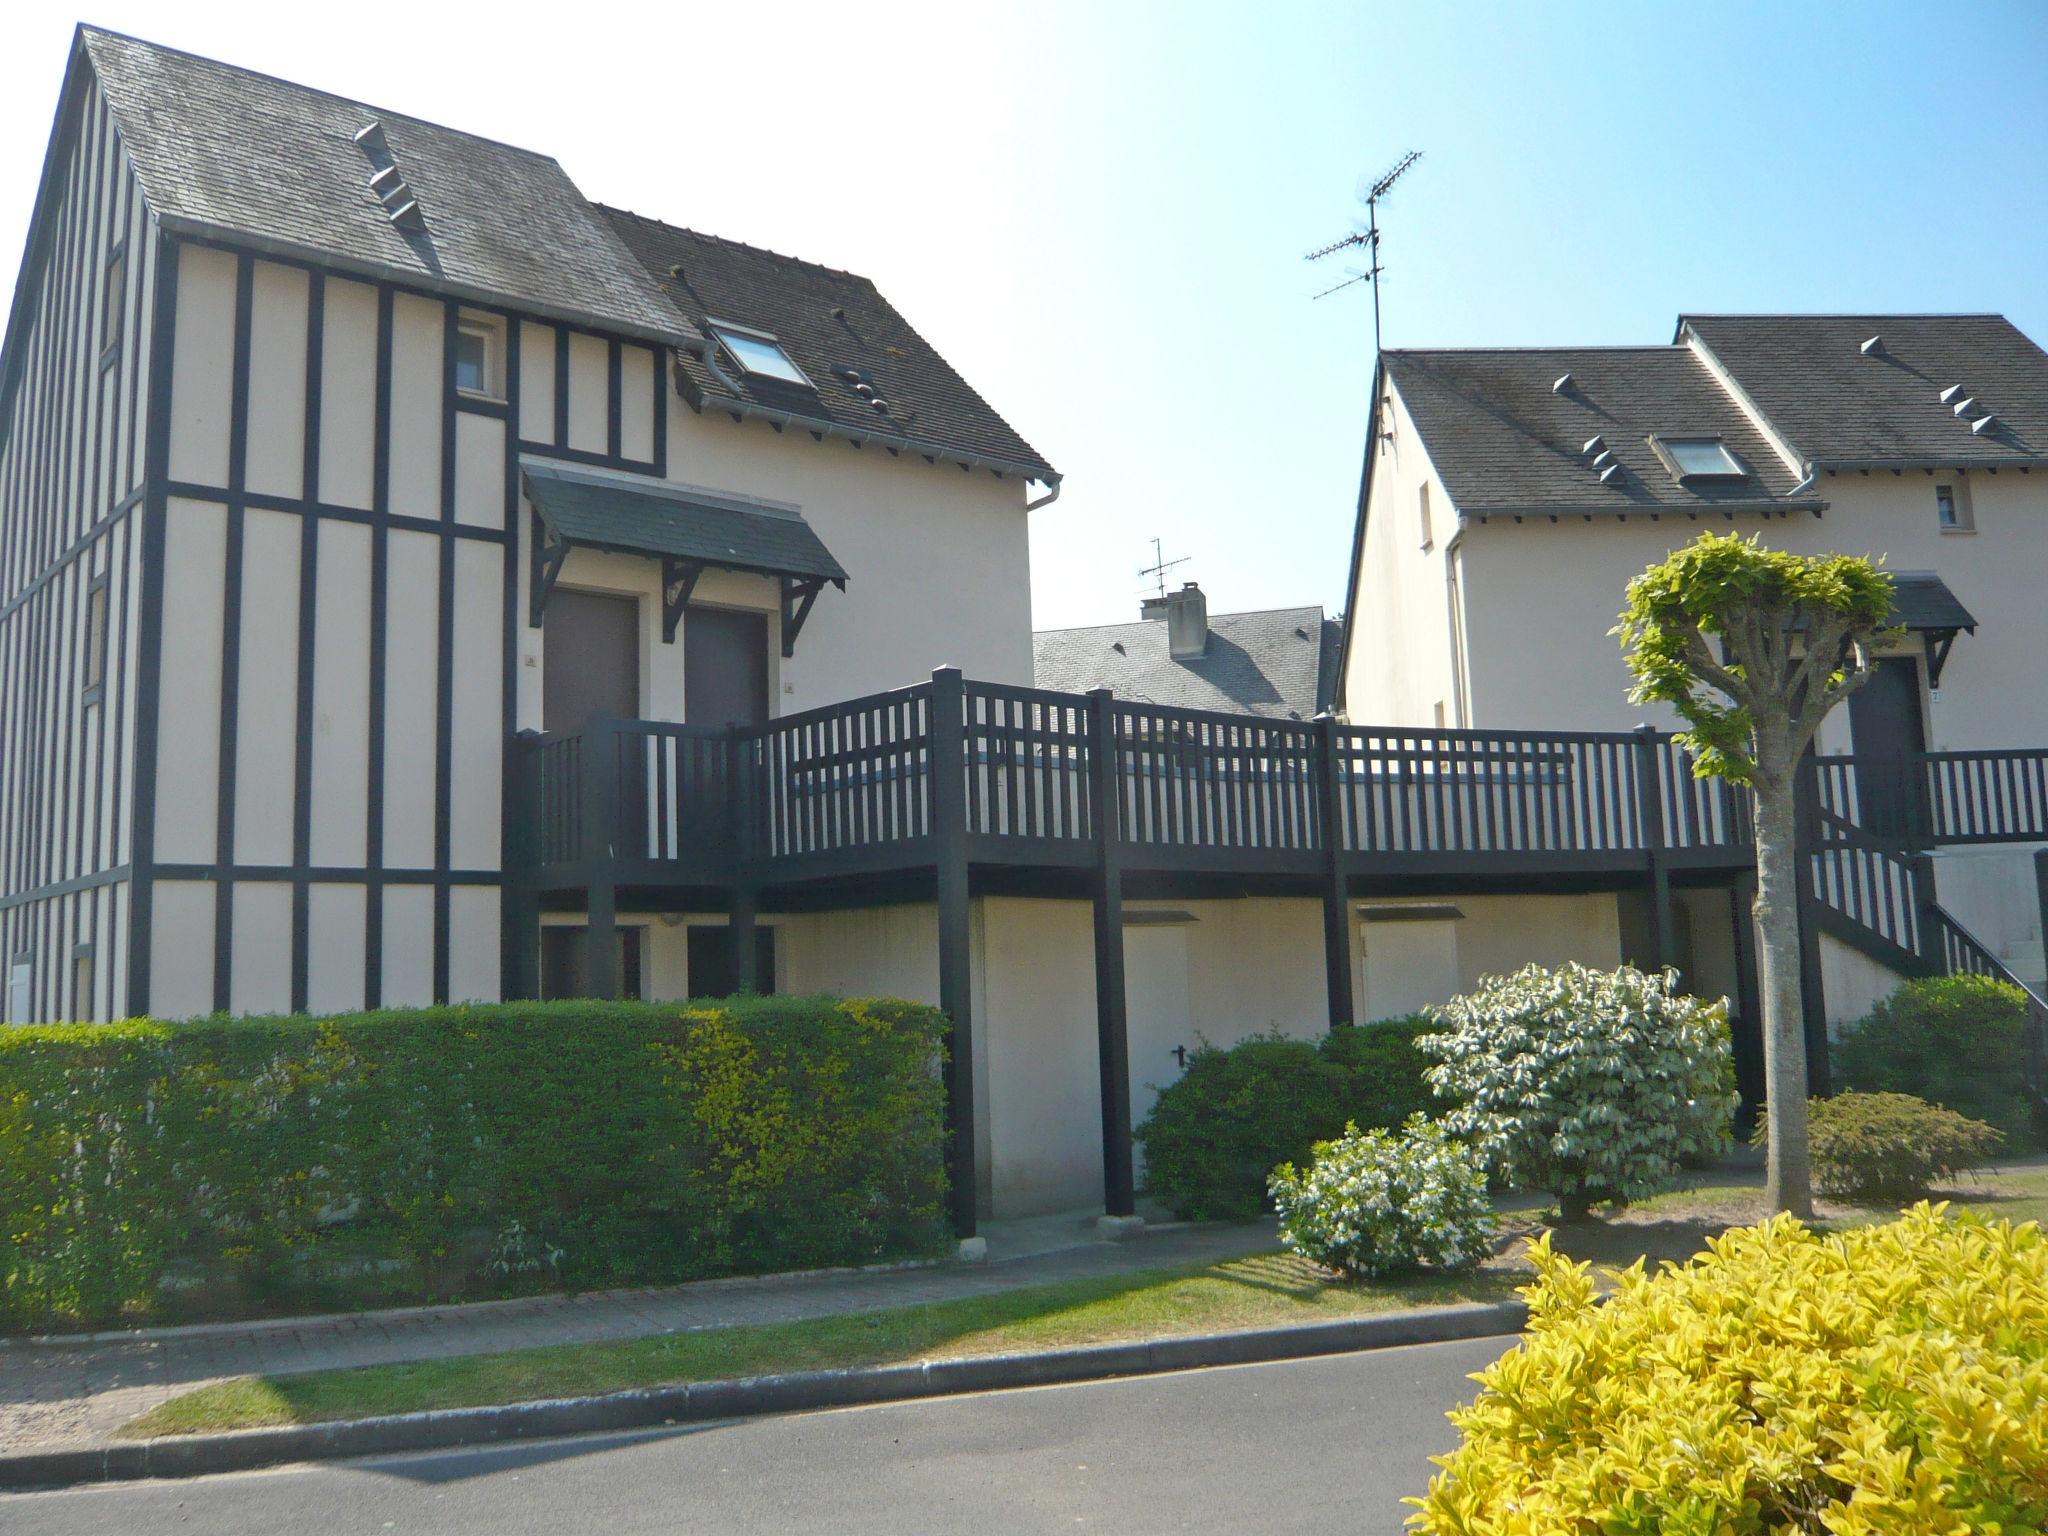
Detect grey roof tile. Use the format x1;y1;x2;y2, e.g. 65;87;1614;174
1385;346;1816;516
601;210;1055;481
523;461;846;582
1033;607;1336;720
81;27;692;345
1681;313;2047;467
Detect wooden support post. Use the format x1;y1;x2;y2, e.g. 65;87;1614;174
1727;876;1764;1128
1314;717;1355;1030
929;668;979;1237
580;716;620;999
729;886;759;994
1793;766;1831;1096
1632;726;1678;982
1908;851;1941;966
2032;850;2048;1092
1088;688;1135;1218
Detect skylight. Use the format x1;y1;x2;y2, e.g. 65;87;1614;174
1660;437;1746;480
711;325;810;387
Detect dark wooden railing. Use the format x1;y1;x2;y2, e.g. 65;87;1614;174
1809;748;2048;848
512;671;1758;887
1805;808;1923;966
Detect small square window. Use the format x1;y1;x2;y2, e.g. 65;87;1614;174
709;324;811;387
83;579;108;702
1934;481;1974;533
1660;437;1746;480
455;315;504;399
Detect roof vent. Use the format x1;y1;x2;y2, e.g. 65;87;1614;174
1952;398;1978;418
869;396;890;412
1939;384;1967;405
353;121;425;233
1552;373;1574;395
1971;414;2000;435
1860;334;1885;356
1599;463;1624;485
1591;449;1615;470
1582;434;1606;458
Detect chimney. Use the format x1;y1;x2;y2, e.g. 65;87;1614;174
1141;581;1208;660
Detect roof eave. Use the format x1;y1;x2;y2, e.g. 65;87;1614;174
154;211;703;351
1464;497;1829;521
1810;454;2040;473
676;363;1059;486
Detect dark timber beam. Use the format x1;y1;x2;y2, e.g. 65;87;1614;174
661;557;704;644
729;885;759;993
1089;687;1136;1217
1315;716;1355;1029
1727;876;1764;1127
928;668;978;1236
1631;725;1678;983
528;510;569;629
780;576;839;658
1793;769;1831;1095
580;717;620;999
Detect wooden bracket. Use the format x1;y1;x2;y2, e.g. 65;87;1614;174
661;557;705;644
1924;627;1962;690
528;511;569;628
779;575;840;657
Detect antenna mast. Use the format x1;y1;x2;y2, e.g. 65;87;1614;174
1305;150;1422;355
1138;537;1189;601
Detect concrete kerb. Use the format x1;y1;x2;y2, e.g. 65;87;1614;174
0;1298;1529;1492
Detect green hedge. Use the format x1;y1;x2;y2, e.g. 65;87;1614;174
1134;1018;1438;1220
0;997;949;1332
1834;976;2041;1148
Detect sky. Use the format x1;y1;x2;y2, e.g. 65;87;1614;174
3;2;2044;631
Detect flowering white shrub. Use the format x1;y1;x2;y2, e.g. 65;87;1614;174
1421;962;1737;1218
1268;1115;1496;1278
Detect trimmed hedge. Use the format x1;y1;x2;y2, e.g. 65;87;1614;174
1834;975;2041;1148
1134;1018;1437;1221
1803;1090;2004;1204
0;997;948;1332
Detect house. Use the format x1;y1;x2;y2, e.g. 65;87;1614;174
1336;313;2048;1074
1033;584;1341;720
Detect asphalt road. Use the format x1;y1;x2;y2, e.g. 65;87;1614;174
0;1337;1505;1535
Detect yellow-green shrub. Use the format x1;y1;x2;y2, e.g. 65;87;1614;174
1409;1205;2048;1534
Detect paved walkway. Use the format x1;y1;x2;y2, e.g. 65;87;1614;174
0;1216;1279;1454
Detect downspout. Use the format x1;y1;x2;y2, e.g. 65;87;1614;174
1443;520;1473;728
1025;477;1062;511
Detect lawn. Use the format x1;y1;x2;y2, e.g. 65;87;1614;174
122;1252;1519;1438
123;1162;2047;1441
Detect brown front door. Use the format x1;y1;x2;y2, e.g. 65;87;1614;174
545;589;640;734
684;607;770;727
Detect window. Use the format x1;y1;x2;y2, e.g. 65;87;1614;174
454;314;504;399
82;578;108;703
1418;481;1435;550
72;947;93;1024
709;324;810;387
101;251;124;360
6;955;29;1025
1935;481;1975;533
1657;436;1746;480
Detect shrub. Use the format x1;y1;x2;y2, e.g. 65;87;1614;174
1421;962;1737;1218
1796;1090;2005;1204
0;997;948;1332
1835;975;2040;1148
1135;1018;1438;1220
1408;1205;2048;1534
1269;1115;1495;1278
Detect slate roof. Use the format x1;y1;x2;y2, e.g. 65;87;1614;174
602;210;1056;481
78;27;692;345
1384;347;1819;517
1033;607;1339;720
1681;314;2048;467
523;461;846;583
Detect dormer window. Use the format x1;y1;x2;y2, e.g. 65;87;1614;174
1653;435;1747;482
710;323;810;387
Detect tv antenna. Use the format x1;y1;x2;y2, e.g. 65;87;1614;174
1139;537;1189;600
1306;150;1422;355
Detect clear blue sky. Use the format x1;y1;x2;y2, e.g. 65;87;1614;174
3;2;2044;629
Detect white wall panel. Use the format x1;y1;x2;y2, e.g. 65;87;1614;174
317;278;377;509
149;880;215;1019
449;885;501;1002
567;332;607;452
619;345;654;461
153;497;227;864
450;539;503;868
309;520;371;865
232;508;300;863
387;293;443;517
381;531;440;867
454;413;504;528
166;246;235;488
518;321;554;442
243;261;309;499
306;882;367;1014
380;883;434;1005
229;880;291;1014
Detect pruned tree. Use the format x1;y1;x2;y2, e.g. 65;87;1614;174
1617;532;1894;1216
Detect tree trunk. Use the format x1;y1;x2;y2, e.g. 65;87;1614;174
1751;775;1814;1218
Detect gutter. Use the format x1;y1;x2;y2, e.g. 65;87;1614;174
1465;497;1828;521
1808;455;2039;473
674;343;1062;502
